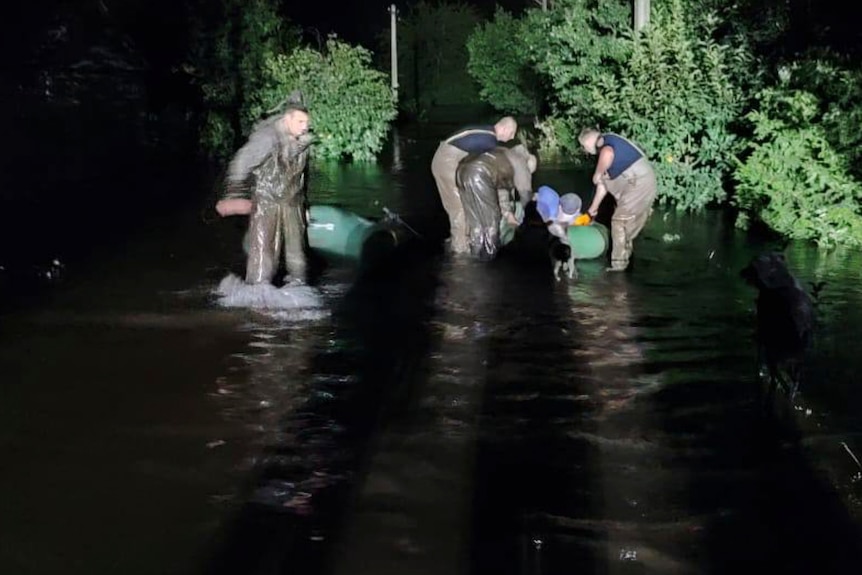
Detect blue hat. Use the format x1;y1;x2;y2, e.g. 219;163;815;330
535;185;560;222
559;192;582;215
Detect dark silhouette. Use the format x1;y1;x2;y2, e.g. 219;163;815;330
741;252;817;405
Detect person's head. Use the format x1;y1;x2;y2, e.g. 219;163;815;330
283;106;310;137
494;116;518;142
557;193;582;226
578;127;601;155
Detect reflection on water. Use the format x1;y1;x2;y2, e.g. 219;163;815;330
2;126;862;575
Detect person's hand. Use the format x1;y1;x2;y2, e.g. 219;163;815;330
215;198;253;216
587;206;599;218
505;212;520;226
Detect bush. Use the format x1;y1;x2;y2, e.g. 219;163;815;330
520;0;631;126
591;0;755;210
732;87;862;248
466;7;541;116
250;36;397;162
781;50;862;181
186;0;300;158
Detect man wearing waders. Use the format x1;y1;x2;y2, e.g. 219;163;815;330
431;117;518;254
215;102;313;286
578;128;656;271
455;146;536;261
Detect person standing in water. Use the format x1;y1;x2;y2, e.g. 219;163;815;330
216;95;314;286
578;128;656;272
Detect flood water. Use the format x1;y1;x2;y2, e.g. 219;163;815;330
1;122;862;575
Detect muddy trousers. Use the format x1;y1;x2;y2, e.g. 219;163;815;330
605;158;656;270
245;200;308;285
609;209;652;270
459;179;503;261
431;142;470;253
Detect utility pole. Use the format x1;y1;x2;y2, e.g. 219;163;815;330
389;4;399;101
634;0;650;32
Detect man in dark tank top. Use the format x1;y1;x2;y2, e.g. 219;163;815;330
578;127;656;272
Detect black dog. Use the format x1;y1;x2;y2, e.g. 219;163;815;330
550;236;576;281
515;200;577;280
741;252;816;405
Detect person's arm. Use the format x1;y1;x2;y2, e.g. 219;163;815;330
587;182;608;217
215;129;277;217
215;198;253;216
592;145;614;185
547;222;570;244
498;187;520;226
225;129;275;192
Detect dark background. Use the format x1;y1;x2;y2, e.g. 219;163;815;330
1;0;860;300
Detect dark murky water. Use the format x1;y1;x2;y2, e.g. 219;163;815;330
1;123;861;575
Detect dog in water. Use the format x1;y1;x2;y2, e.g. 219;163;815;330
550;235;576;281
740;252;817;405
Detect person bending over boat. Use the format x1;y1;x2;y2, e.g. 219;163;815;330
431;117;518;254
455;145;536;261
534;185;583;245
578;128;656;272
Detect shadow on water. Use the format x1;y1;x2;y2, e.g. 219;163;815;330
2;116;862;575
197;237;447;575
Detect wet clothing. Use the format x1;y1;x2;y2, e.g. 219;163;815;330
222;114;313;284
432;126;502;253
455;148;520;261
597;133;656;270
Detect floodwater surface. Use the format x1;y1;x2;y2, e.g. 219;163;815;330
1;124;861;575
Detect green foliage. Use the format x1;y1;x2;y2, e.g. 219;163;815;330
185;0;300;158
590;0;756;210
466;7;540;115
520;0;632;123
779;51;862;181
379;1;482;118
252;36;397;162
733;87;862;248
532;113;581;159
688;0;790;53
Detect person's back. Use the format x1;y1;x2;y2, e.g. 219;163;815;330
431;116;519;254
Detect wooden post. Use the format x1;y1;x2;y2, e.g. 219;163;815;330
634;0;650;32
390;4;399;101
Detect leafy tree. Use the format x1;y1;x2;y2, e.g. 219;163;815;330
520;0;632;124
592;0;756;210
733;85;862;248
466;7;541;116
253;36;397;162
185;0;300;158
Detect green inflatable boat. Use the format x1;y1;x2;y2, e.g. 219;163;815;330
307;204;408;261
500;215;609;260
566;222;609;260
306;204;607;263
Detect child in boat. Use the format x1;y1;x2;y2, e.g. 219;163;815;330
534;186;583;244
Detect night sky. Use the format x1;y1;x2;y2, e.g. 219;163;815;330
1;0;531;73
286;0;529;46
